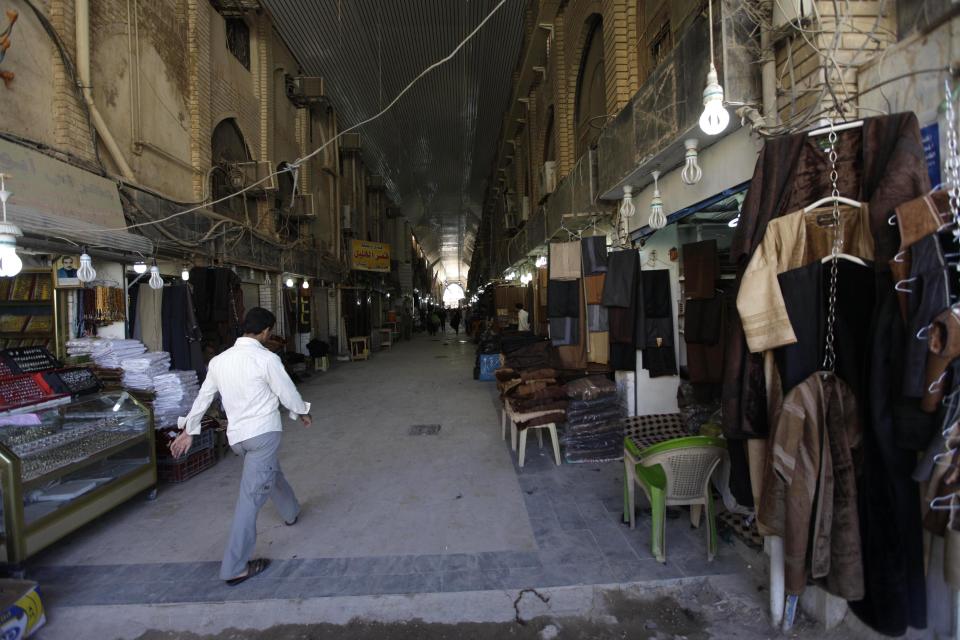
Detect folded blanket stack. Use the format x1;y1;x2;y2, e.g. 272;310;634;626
561;375;625;463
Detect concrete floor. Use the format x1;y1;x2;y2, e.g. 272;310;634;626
27;333;767;638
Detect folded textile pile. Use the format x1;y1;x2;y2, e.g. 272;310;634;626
152;371;200;429
67;338;147;368
562;375;624;463
121;351;172;390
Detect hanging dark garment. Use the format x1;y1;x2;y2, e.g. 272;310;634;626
900;234;950;398
161;285;200;372
638;270;676;376
189;267;212;323
587;304;609;332
602;250;639;307
724;112;930;441
682;240;719;299
581;236;609;275
642;347;677;378
549;317;578;346
685;298;723;345
548;280;580;318
610;343;636;371
608;307;635;345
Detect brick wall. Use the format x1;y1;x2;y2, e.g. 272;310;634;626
49;0;96;164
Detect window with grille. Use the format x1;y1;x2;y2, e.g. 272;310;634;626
225;18;250;70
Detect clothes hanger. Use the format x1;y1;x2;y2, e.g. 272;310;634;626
820;253;867;267
803;195;863;212
806;119;864;137
929;494;960;511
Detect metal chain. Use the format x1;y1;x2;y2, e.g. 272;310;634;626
945;78;960;259
822;126;840;372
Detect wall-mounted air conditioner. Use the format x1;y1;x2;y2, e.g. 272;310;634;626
539;161;557;197
285;75;325;107
340;132;362;151
230;160;277;193
290;193;316;218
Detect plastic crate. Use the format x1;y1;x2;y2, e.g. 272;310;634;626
157;447;216;484
156;428;214;461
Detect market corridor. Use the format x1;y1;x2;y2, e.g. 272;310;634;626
28;334;748;614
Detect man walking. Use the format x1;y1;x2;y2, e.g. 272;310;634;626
171;307;311;586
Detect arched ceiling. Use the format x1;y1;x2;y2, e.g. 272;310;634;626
261;0;529;282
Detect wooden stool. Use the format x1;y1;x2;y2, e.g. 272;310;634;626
349;337;370;361
377;328;393;350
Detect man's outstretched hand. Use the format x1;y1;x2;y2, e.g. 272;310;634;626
300;414;313;428
170;431;193;458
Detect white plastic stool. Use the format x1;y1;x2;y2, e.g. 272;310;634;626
518;423;561;467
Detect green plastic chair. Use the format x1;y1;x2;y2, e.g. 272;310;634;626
622;435;726;563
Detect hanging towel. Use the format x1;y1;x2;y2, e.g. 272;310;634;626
585;274;606;305
588;332;610;364
587;305;608;332
136;283;164;353
547;280;581;318
581;236;608;275
549;241;582;280
550;317;579;346
602;250;639;307
682;240;719;299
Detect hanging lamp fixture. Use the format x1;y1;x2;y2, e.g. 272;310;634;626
148;261;163;290
133;260;147;274
648;171;667;229
681;139;703;184
77;248;97;283
0;175;23;278
699;0;729;136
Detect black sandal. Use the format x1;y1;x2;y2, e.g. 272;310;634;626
225;558;270;586
284;515;298;527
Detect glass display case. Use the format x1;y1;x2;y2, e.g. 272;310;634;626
0;391;156;564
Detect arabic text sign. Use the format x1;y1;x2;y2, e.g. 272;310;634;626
351;240;392;272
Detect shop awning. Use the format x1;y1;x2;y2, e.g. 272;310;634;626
0;138;153;255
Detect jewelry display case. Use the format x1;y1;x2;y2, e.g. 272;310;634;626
0;391;156;564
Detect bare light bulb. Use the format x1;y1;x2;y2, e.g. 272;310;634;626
699;64;729;136
149;265;163;289
619;185;636;219
681;139;703;185
181;267;190;281
285;277;294;288
133;261;147;274
77;252;97;283
649;171;667;230
535;256;547;268
0;176;21;278
302;280;310;289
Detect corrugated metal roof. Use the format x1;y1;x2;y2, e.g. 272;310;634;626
261;0;528;283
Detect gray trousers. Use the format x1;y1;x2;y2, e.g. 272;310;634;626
220;431;300;579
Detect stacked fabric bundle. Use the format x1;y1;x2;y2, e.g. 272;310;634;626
497;366;568;432
152;371;200;429
121;351;172;390
561;375;624;463
67;338;147;369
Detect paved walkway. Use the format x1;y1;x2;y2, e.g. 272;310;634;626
28;333;752;612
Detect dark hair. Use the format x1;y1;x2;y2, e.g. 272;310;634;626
242;307;276;334
515;302;524;310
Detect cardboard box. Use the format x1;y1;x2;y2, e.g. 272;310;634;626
0;580;45;639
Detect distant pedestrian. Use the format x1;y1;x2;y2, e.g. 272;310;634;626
429;310;440;336
451;308;462;335
516;302;530;332
439;308;448;333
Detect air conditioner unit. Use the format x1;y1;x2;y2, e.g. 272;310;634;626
231;160;277;193
290;193;316;218
521;196;531;221
340;132;362;151
772;0;812;28
539;161;557;198
285;75;325;107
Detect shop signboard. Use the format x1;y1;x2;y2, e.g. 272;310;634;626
351;240;391;272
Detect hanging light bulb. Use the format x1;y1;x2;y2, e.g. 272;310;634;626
681;139;703;185
264;273;272;286
181;265;190;281
535;255;547;268
133;260;147;274
619;185;636;219
649;171;667;230
285;277;294;288
302;279;310;289
77;249;97;283
148;264;163;290
0;175;23;278
699;1;729;136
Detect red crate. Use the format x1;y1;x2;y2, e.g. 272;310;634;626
157;447;216;484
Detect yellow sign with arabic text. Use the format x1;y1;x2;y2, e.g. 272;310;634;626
351;240;392;272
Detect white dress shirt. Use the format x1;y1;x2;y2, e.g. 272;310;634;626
179;337;311;446
517;309;531;332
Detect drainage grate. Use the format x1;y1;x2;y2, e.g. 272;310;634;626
409;424;441;435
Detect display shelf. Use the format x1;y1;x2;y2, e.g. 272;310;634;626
0;391;156;563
